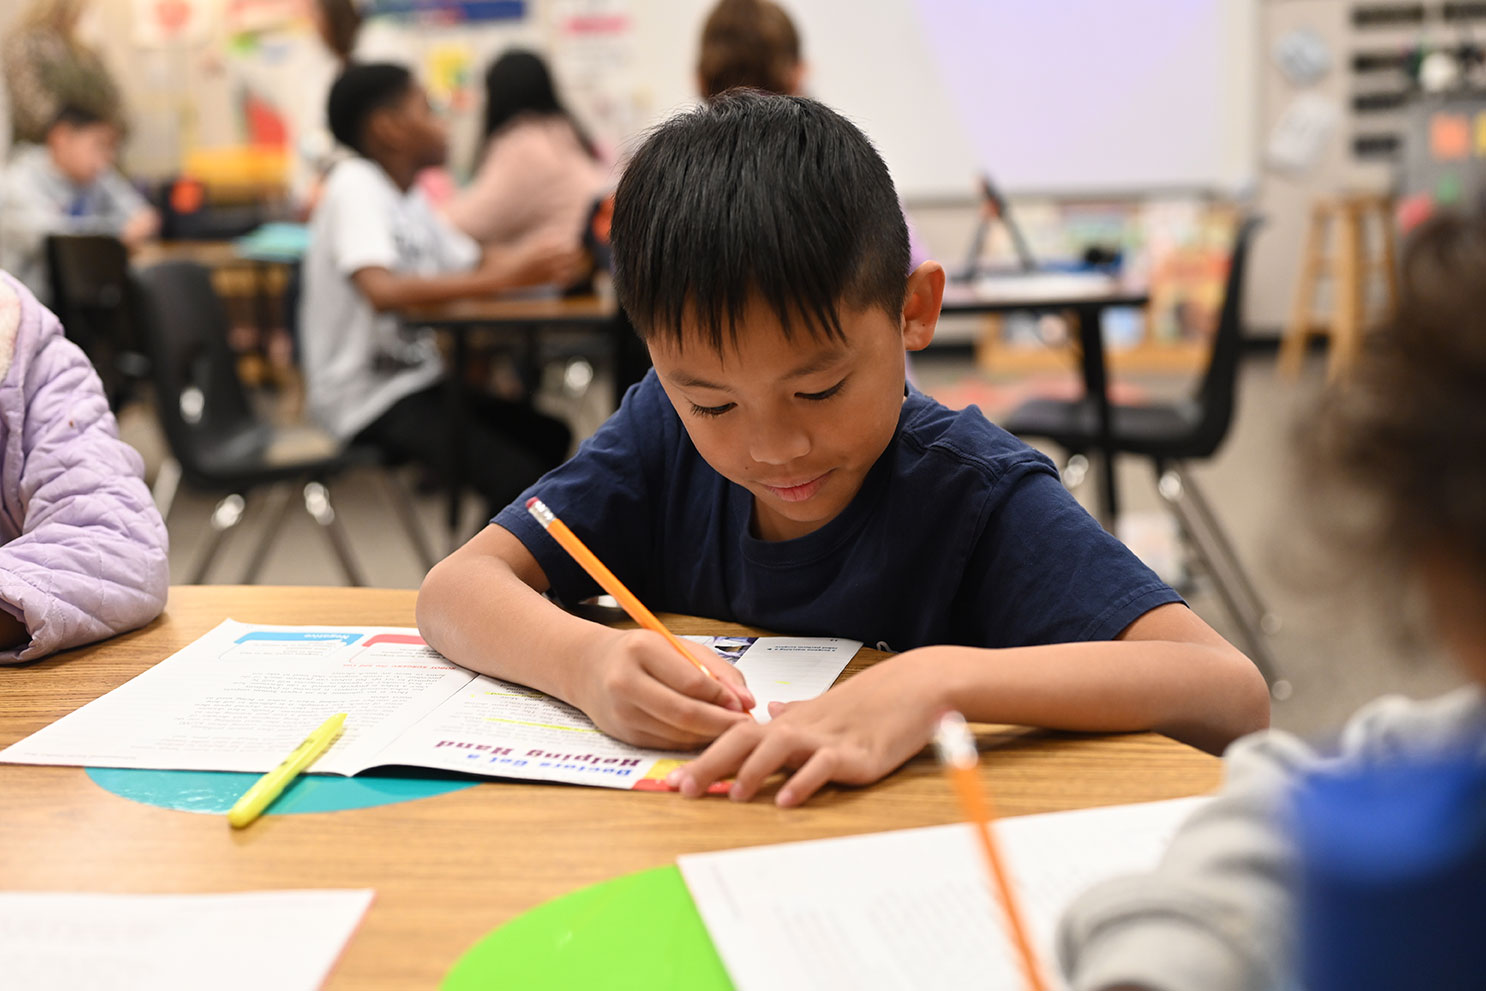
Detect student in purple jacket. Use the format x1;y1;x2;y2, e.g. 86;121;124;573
0;271;168;661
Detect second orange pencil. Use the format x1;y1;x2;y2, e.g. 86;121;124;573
934;711;1048;991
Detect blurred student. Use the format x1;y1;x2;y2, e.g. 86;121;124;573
2;0;123;146
1057;213;1486;991
445;49;608;263
697;0;931;272
697;0;805;98
0;105;158;305
300;63;580;517
0;271;168;662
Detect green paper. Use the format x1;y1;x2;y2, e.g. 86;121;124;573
441;866;733;991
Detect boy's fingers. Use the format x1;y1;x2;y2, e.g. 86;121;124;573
632;683;750;741
652;644;750;712
776;751;839;807
767;700;793;717
672;723;764;797
729;733;804;802
697;650;755;710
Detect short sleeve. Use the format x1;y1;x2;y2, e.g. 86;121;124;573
957;465;1182;647
323;163;399;276
492;372;675;604
431;209;480;272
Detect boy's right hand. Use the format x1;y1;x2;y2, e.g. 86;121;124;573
573;630;756;750
480;236;588;291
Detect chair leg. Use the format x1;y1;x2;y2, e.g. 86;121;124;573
239;482;297;584
377;468;437;573
188;493;247;584
1155;463;1287;696
1166;461;1279;634
303;481;366;587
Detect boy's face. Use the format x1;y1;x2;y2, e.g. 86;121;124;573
383;85;449;169
649;264;943;542
48;121;118;186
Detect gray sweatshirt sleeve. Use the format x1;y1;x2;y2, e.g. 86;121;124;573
1056;686;1484;991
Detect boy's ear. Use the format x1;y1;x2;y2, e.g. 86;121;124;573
364;106;399;152
900;260;944;352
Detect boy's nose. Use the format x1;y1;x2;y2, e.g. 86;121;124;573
748;417;811;465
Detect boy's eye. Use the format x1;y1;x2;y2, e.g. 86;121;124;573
689;401;736;418
798;379;846;402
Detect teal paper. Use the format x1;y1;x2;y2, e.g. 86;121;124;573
87;767;476;815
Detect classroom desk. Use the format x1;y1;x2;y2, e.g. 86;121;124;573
0;586;1220;990
940;274;1152;528
133;239;290;346
397;293;622;547
133;239;247;270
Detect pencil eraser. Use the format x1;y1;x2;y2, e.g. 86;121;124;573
526;497;538;509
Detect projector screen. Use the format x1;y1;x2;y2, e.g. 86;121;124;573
912;0;1256;196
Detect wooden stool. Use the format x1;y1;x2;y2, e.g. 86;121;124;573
1280;193;1398;381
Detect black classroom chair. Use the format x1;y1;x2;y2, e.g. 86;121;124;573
44;234;150;411
134;260;435;585
1002;216;1283;691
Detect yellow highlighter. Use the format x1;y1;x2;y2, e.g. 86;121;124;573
227;713;346;829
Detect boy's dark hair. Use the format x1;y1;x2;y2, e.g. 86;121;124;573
1307;212;1486;577
611;90;909;353
698;0;801;99
49;104;107;132
328;63;414;156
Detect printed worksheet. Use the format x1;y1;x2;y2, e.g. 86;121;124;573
679;797;1208;990
0;621;859;791
0;889;373;991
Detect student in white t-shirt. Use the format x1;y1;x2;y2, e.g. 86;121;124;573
300;63;582;516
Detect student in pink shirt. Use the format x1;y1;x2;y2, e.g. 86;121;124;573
444;50;608;262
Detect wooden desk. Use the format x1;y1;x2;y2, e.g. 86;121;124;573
398;293;624;546
0;586;1220;990
133;240;290;351
941;275;1153;527
133;239;247;270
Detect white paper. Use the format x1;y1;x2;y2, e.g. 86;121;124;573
0;624;858;791
0;622;472;775
0;889;373;991
680;797;1208;991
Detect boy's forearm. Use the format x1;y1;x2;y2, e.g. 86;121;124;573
353;267;498;312
416;552;611;706
933;639;1269;754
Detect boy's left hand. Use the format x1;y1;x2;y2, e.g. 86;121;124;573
667;651;946;807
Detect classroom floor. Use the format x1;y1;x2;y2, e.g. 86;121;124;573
117;346;1463;744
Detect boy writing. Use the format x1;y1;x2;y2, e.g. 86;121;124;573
301;64;579;515
417;92;1268;805
0;105;158;305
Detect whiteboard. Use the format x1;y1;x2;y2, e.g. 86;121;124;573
624;0;1256;201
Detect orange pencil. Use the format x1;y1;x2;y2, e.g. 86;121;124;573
526;497;720;684
934;711;1048;991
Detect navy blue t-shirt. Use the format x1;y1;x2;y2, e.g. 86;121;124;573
493;371;1180;652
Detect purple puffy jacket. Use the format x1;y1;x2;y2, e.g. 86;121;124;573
0;271;168;662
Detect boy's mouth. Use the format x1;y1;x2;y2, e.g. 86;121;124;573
760;471;832;504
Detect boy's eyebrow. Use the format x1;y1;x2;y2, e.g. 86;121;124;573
672;350;848;392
